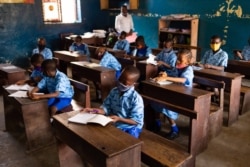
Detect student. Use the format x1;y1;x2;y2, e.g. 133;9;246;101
28;59;74;116
16;53;44;86
83;65;144;138
234;37;250;61
198;35;228;71
96;47;122;79
131;35;152;59
151;49;194;140
115;5;134;36
113;31;130;54
69;35;90;61
155;39;177;76
32;37;53;60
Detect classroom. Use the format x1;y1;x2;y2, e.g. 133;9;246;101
0;0;250;167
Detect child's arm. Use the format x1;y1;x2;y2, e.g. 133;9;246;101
16;79;28;85
28;87;59;100
109;115;138;125
165;76;186;84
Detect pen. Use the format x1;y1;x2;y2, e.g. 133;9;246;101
92;109;98;114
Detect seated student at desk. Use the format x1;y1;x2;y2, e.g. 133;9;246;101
151;49;194;140
28;59;74;116
155;39;177;76
32;37;52;60
234;37;250;61
131;35;152;60
113;31;130;54
69;35;91;61
16;53;44;86
197;35;228;71
83;65;144;138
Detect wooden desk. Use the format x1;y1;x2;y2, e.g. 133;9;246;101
54;51;89;75
226;59;250;79
140;81;212;156
3;88;55;153
0;64;26;85
194;69;244;126
71;61;116;100
136;61;158;81
53;111;142;167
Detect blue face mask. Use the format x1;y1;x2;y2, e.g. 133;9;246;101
117;81;132;92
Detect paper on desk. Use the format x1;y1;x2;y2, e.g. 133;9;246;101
146;54;157;66
84;63;101;68
1;66;17;70
6;84;34;91
8;91;28;98
192;65;203;71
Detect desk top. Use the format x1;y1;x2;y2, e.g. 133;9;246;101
71;61;115;73
54;50;83;57
3;88;47;105
53;111;142;157
0;64;25;73
194;68;244;79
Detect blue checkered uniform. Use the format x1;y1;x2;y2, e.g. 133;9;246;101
32;47;52;60
241;45;250;61
201;49;228;67
113;39;130;54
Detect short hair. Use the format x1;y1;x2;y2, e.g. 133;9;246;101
121;5;127;9
163;38;174;45
135;35;145;46
211;35;221;41
178;49;192;65
41;59;57;72
122;65;140;82
30;53;44;64
120;31;127;37
75;35;82;41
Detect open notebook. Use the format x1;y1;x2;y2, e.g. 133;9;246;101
6;84;34;91
68;112;113;126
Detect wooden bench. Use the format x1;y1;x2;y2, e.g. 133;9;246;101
140;129;194;167
240;85;250;114
60;79;91;113
193;76;225;140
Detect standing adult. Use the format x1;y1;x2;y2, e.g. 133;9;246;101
115;5;134;36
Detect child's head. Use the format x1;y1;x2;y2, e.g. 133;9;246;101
117;66;140;92
163;39;174;49
119;31;127;40
41;59;57;77
37;37;47;50
135;36;145;49
75;35;82;45
96;47;106;60
30;53;44;68
176;49;192;67
210;35;222;52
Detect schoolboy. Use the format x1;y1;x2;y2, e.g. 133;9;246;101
69;35;90;61
83;65;144;138
235;37;250;61
28;59;74;116
131;35;152;59
32;37;52;60
113;31;130;54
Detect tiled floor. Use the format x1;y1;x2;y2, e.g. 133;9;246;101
0;92;250;167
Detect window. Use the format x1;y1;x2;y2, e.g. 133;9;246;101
42;0;82;23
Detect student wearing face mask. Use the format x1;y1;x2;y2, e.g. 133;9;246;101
115;5;134;36
234;37;250;61
82;66;144;138
32;37;53;60
198;35;228;71
155;39;177;76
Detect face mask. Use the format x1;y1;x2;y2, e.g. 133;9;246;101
117;81;132;92
210;44;221;51
34;66;42;71
163;48;172;53
38;44;45;50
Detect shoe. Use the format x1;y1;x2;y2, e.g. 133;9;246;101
166;131;179;140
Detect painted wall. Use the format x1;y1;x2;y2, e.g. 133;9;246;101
0;0;109;67
107;0;250;59
0;0;249;67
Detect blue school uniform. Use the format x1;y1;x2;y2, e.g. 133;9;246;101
113;39;130;54
101;86;144;138
201;49;228;67
30;68;43;83
132;46;152;58
241;45;250;61
100;52;122;79
155;49;177;76
151;66;194;120
32;48;53;60
37;70;74;110
69;43;90;61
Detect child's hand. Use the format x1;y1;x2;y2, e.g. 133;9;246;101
81;108;100;114
16;80;26;85
109;115;120;122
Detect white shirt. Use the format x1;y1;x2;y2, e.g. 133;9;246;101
115;13;134;34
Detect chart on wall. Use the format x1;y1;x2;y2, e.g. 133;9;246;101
0;0;33;3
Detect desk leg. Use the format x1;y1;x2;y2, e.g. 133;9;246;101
227;78;241;126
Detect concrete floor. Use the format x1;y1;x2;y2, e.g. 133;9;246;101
0;93;250;167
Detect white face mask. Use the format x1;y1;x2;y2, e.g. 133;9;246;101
117;81;132;92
